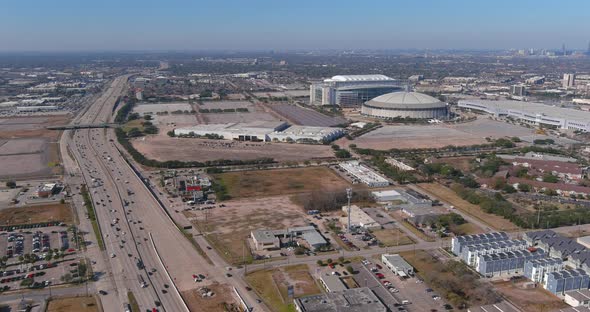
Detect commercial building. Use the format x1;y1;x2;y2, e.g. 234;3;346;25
544;269;590;295
564;74;576;89
523;258;564;283
293;287;386;312
339;205;380;230
451;232;510;256
476;249;545;277
381;254;414;277
16;105;58;112
396;189;434;217
319;275;347;293
37;183;58;198
310;74;400;107
338;161;389;187
510;85;526;96
174;121;344;144
565;289;590;307
371;189;403;202
458;99;590;132
460;240;528;267
362;91;448;119
251;226;328;251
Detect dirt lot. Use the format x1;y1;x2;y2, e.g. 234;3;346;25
493;280;568;312
0;203;73;225
246;264;320;312
132;136;336;163
0;116;68;179
348;118;534;150
372;228;414;246
46;296;98;312
431;156;475;172
416;183;519;231
214;167;350;198
187;196;309;264
182;283;240;312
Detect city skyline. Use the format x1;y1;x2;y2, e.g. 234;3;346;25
1;0;589;51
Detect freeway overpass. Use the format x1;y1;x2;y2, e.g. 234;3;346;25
47;123;120;130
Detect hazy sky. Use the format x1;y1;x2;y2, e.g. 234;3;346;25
1;0;589;51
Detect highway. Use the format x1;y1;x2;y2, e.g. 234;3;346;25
60;75;267;312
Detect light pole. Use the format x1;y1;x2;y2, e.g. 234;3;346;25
346;188;352;233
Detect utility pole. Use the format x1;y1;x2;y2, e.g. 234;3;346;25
346;188;352;233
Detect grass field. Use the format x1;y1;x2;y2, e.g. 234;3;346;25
493;280;568;312
372;228;415;246
121;119;145;132
416;183;519;231
0;203;73;225
46;296;98;312
214;167;350;198
246;264;320;312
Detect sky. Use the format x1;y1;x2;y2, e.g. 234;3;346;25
1;0;589;52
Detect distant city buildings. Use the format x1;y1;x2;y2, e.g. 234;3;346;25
510;84;526;96
563;74;576;89
310;75;400;107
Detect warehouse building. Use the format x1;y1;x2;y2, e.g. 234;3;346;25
458;99;590;132
544;269;590;295
451;232;510;256
338;161;389;187
339;205;380;230
381;254;414;277
524;258;564;283
460;240;528;267
268;125;345;143
476;249;545;277
565;289;590;308
310;74;400;107
371;189;403;202
362;91;448;120
294;287;386;312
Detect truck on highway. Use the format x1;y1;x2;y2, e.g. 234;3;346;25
138;274;147;288
136;258;144;270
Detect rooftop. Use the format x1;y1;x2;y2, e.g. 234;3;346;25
366;91;446;109
294;287;386;312
326;74;394;82
468;301;521;312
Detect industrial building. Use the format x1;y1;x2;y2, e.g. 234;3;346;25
174;121;345;144
310;74;400;107
381;254;414;277
565;289;590;308
460;240;528;267
361;91;448;120
451;232;510;256
338;161;389;187
543;269;590;295
476;249;545;277
293;287;386;312
371;189;403;202
458;99;590;132
339;205;380;230
251;226;327;251
524;258;564;283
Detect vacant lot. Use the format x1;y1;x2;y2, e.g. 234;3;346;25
132;136;335;163
0;203;73;225
199;100;252;110
416;183;519;231
246;264;320;312
0;116;67;179
46;296;98;312
182;283;240;312
214;167;350;198
372;228;414;246
133;102;193;115
187;196;308;264
493;280;567;312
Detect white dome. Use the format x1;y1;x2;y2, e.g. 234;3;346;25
366;92;445;109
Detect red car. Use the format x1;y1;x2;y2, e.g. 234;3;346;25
376;273;385;279
328;263;335;269
376;264;382;270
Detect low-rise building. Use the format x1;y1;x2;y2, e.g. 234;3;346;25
524;258;564;283
319;274;347;293
565;289;590;307
37;183;57;198
293;287;386;312
544;269;590;295
468;301;521;312
340;205;380;230
461;240;528;267
251;226;328;251
381;254;414;277
371;189;403;202
251;230;280;250
338;161;389;187
451;232;510;256
476;249;545;277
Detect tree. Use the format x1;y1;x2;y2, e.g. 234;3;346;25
335;149;351;159
316;260;324;266
517;183;531;193
127;128;143;138
346;265;354;274
338;256;345;264
143;114;153;121
326;258;333;264
167;130;175;137
543;174;559;183
5;181;16;189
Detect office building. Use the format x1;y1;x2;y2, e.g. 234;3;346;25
310;75;400;107
510;85;526;96
381;254;414;277
564;74;576;89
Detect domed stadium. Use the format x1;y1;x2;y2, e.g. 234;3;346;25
361;91;448;119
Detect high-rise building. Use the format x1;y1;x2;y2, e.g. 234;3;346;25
563;74;576;89
310;75;400;107
562;43;567;56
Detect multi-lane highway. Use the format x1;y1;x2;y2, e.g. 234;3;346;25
61;75;267;312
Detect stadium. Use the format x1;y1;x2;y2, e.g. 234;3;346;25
310;74;401;107
361;91;448;119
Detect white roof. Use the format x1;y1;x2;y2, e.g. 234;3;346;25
369;92;444;107
327;75;393;82
372;190;402;197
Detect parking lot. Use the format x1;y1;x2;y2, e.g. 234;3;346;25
0;227;74;264
353;258;451;311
